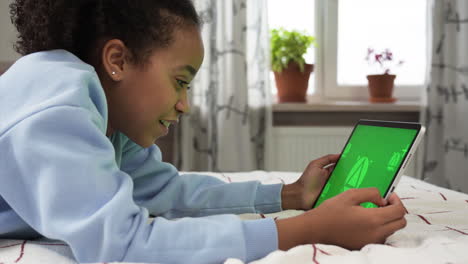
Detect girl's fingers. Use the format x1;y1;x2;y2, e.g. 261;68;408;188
380;217;407;240
342;188;386;207
311;154;340;168
387;193;404;206
375;194;407;224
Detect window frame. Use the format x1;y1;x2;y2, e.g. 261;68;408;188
310;0;426;102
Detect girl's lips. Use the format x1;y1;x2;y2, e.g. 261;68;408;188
159;122;169;135
158;119;178;137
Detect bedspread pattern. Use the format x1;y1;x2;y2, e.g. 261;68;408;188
0;172;467;264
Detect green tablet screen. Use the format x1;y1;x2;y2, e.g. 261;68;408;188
312;124;418;209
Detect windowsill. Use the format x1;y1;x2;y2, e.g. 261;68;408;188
272;99;422;112
271;97;422;126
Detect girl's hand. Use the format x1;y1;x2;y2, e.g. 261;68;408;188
281;154;339;210
276;188;407;251
311;188;406;249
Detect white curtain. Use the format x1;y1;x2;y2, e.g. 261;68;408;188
422;0;468;193
175;0;272;172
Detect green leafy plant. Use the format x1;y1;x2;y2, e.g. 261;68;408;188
270;28;316;73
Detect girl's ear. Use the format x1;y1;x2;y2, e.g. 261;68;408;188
101;39;130;82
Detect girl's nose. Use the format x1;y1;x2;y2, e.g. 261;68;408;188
176;90;190;114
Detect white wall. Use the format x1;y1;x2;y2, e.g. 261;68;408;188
0;0;20;62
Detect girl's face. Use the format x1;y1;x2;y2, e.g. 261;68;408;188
104;26;204;148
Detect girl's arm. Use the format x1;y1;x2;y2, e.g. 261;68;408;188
119;138;283;218
0;106;277;263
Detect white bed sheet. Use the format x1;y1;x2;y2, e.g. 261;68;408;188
0;172;467;264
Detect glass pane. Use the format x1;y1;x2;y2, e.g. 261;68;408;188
268;0;315;94
337;0;427;86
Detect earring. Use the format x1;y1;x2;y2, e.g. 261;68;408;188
111;71;116;75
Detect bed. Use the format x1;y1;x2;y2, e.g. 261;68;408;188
1;171;467;264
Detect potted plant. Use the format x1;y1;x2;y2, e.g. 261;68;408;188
270;28;316;103
365;48;404;103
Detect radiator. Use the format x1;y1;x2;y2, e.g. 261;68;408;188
268;126;418;176
268;126;353;172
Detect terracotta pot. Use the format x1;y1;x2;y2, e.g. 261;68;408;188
274;63;313;103
366;74;397;103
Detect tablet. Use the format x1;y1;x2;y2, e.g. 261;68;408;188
312;119;426;209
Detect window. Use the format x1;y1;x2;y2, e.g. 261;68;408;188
268;0;316;95
268;0;428;101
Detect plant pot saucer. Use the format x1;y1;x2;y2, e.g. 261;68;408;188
369;97;397;103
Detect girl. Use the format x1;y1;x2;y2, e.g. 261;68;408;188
0;0;407;263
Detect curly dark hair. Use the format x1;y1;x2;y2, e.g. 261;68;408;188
9;0;200;65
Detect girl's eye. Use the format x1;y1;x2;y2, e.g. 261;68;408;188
176;79;191;90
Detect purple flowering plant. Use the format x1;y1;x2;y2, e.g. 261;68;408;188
365;48;404;75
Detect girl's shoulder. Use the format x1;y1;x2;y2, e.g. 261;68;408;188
12;49;95;78
0;50;108;134
3;49;104;106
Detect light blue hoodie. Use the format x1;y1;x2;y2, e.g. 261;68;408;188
0;50;282;263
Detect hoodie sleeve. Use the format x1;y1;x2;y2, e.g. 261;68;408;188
0;105;278;263
119;140;283;219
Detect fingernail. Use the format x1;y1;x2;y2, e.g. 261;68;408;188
382;198;388;206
